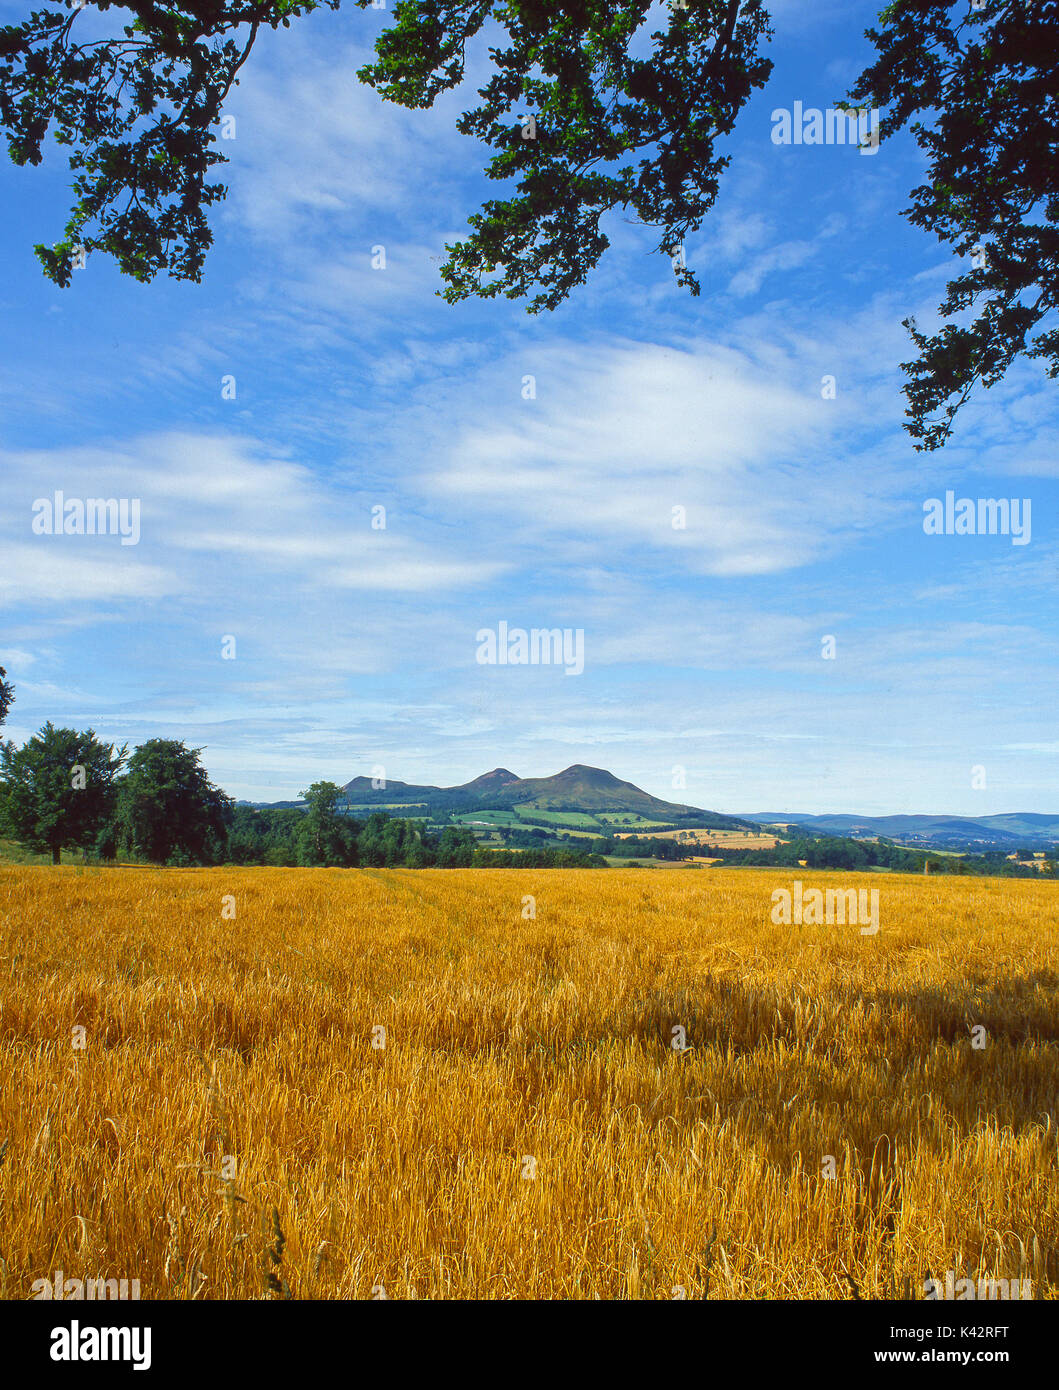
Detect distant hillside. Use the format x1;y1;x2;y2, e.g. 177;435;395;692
481;765;704;815
338;764;751;827
747;811;1059;849
457;768;521;794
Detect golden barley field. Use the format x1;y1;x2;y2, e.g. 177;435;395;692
1;864;1057;1300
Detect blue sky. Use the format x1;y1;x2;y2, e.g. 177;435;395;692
1;0;1056;815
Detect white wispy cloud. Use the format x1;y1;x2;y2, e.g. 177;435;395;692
419;334;910;577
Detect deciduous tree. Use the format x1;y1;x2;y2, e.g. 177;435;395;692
0;722;125;862
848;0;1059;448
116;737;231;864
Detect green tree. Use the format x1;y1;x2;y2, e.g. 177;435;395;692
436;824;475;867
0;0;772;302
0;722;125;863
0;665;13;728
406;837;433;869
0;0;329;286
3;0;1053;444
117;738;231;864
297;780;353;865
848;0;1059;448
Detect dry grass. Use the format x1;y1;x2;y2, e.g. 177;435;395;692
0;864;1057;1300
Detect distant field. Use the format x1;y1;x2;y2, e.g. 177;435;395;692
514;808;602;829
455;810;601;839
596;814;676;828
455;810;524;827
603;856;704;868
457;809;603;832
449;809;693;836
1;864;1056;1299
616;828;780;849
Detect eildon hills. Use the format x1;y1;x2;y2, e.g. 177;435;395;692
335;764;751;827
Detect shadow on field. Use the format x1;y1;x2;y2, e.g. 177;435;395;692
622;968;1059;1058
612;968;1059;1164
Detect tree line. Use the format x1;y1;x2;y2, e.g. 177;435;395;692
710;834;1057;878
0;720;605;869
230;785;605;868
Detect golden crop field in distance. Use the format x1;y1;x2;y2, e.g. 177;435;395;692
1;864;1057;1301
